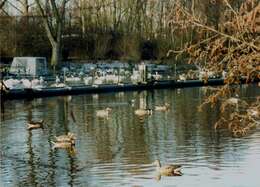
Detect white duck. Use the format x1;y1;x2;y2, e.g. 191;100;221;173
105;74;118;83
21;78;32;88
131;71;141;84
178;74;187;81
31;77;45;89
65;75;81;82
51;76;67;88
84;76;93;85
93;76;105;85
96;107;112;118
152;72;162;81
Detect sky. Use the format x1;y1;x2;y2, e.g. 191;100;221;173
2;0;35;16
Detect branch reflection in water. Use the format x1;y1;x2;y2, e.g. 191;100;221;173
0;85;260;186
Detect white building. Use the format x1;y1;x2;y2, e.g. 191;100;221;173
9;57;48;76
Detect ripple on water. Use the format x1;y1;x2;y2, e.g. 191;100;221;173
1;87;260;187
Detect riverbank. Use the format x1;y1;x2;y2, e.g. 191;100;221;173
2;78;258;101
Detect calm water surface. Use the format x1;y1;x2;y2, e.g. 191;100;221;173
1;86;260;187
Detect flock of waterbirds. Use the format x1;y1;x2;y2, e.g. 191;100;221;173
22;90;260;183
26;100;183;178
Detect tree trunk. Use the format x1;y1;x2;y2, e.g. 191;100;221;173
80;0;86;35
22;0;29;25
113;0;117;30
22;0;29;16
35;0;67;68
51;42;60;69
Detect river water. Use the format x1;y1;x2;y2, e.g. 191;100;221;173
1;85;260;187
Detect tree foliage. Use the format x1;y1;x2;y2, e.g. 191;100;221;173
167;0;260;137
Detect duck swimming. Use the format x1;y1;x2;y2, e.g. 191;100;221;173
51;141;75;150
153;159;182;176
27;120;44;130
134;109;153;117
55;132;76;143
96;107;112;118
155;103;170;111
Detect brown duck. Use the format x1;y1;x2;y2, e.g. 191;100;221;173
51;140;75;149
27;120;44;130
55;132;76;143
153;159;182;176
155;103;170;111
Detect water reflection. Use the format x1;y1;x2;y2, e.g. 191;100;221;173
1;86;260;186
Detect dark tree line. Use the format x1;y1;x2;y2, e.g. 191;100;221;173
0;0;257;66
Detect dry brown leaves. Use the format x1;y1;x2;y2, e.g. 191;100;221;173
169;0;260;138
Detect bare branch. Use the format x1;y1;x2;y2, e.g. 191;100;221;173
0;0;7;10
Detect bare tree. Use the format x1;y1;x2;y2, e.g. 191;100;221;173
21;0;29;16
0;0;7;10
35;0;69;69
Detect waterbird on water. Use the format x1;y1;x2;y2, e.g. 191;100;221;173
155;103;170;111
52;132;76;150
55;132;76;143
51;141;75;150
96;107;112;118
51;76;67;88
153;159;182;176
134;109;153;117
27;120;44;130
